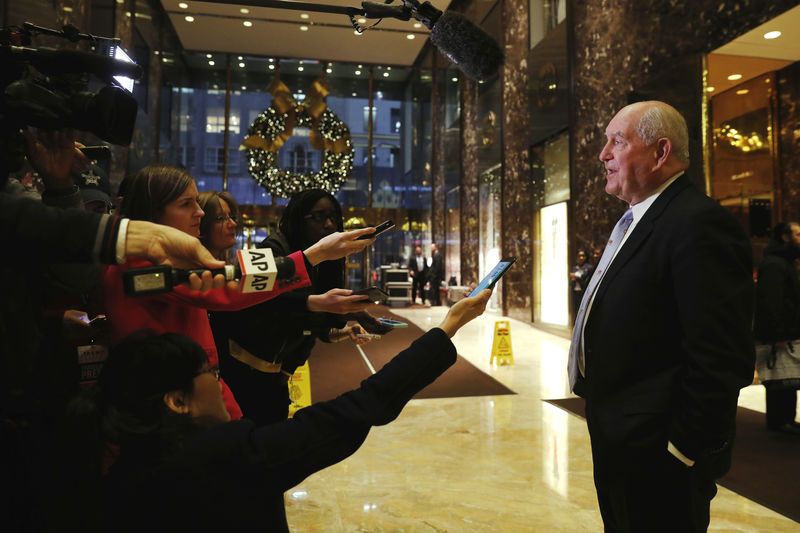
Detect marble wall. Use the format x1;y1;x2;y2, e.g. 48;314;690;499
777;60;800;223
500;0;532;322
430;51;448;253
460;76;480;286
570;0;800;252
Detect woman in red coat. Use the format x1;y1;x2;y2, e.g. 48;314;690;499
99;165;374;418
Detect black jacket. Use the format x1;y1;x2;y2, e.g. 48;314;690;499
102;328;456;533
754;240;800;343
210;232;346;375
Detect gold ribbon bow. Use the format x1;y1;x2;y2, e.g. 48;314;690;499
240;76;350;153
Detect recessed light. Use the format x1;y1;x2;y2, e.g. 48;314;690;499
406;34;415;40
383;72;389;77
764;30;781;40
178;2;188;8
300;25;308;31
300;13;310;19
268;64;275;70
413;23;421;28
269;58;274;63
242;86;247;90
326;68;332;74
243;20;253;27
208;60;215;66
386;67;391;71
240;8;249;14
451;77;458;82
184;15;194;22
736;89;749;95
727;74;742;81
238;56;243;60
239;62;245;68
206;53;212;58
298;66;304;71
706;86;715;92
352;92;357;97
355;70;361;75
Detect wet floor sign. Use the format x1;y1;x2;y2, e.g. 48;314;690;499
288;361;312;417
490;320;514;365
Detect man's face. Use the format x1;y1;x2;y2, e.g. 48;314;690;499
577;251;586;265
415;246;422;256
789;224;800;248
598;105;659;205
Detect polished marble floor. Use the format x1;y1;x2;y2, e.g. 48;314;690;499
286;305;800;532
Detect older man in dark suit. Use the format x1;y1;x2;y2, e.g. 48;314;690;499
568;101;754;532
408;245;429;305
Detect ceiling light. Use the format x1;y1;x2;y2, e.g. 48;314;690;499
406;34;415;40
383;72;389;77
208;60;215;66
352;92;357;97
178;2;188;8
239;62;245;68
736;89;750;95
451;77;458;82
268;64;275;70
300;25;308;31
240;8;249;14
355;70;361;75
326;68;332;74
243;20;253;27
763;30;781;39
298;66;304;71
184;15;194;22
706;86;715;92
386;67;391;70
238;56;243;60
269;58;274;63
354;30;362;36
206;53;212;58
63;6;73;11
413;23;421;28
242;86;247;90
727;73;742;81
358;17;366;24
301;13;310;19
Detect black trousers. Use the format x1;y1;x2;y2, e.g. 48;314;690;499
586;405;718;533
766;386;798;429
411;275;426;303
429;277;442;305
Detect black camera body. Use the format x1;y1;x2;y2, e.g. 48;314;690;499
0;23;142;173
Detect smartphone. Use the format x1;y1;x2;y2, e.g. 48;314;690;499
79;145;112;160
469;257;517;297
377;317;408;328
353;286;389;301
88;314;108;328
356;220;394;240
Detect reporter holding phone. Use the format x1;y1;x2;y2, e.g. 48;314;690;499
207;189;387;426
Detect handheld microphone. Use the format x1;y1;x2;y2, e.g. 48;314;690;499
122;248;296;296
359;1;504;81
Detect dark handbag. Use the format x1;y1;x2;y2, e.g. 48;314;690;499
755;341;800;390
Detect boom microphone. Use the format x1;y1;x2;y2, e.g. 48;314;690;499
122;248;296;296
360;1;503;81
15;47;143;81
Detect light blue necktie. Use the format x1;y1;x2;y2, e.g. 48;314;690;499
568;208;634;390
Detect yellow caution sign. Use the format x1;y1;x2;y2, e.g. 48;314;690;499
490;320;514;366
288;361;312;417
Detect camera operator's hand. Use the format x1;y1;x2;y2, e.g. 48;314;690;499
126;220;236;291
307;288;370;314
22;128;88;190
437;289;491;338
303;228;376;266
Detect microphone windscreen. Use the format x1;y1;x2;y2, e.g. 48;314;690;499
430;12;504;81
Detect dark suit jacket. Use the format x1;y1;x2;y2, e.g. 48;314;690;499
409;254;429;279
430;251;444;281
578;175;754;475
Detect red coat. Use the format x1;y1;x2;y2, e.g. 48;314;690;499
99;252;311;419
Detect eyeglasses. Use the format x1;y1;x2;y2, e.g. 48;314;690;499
304;211;337;225
214;214;237;225
195;364;220;381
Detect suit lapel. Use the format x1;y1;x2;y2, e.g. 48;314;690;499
591;175;691;304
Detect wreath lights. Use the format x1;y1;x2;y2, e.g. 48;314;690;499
241;76;354;198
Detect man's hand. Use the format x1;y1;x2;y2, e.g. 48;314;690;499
307;288;371;314
345;310;394;334
126;220;236;291
303;227;376;265
437;289;491;338
23;128;88;189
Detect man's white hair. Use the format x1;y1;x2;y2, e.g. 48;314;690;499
633;101;690;164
